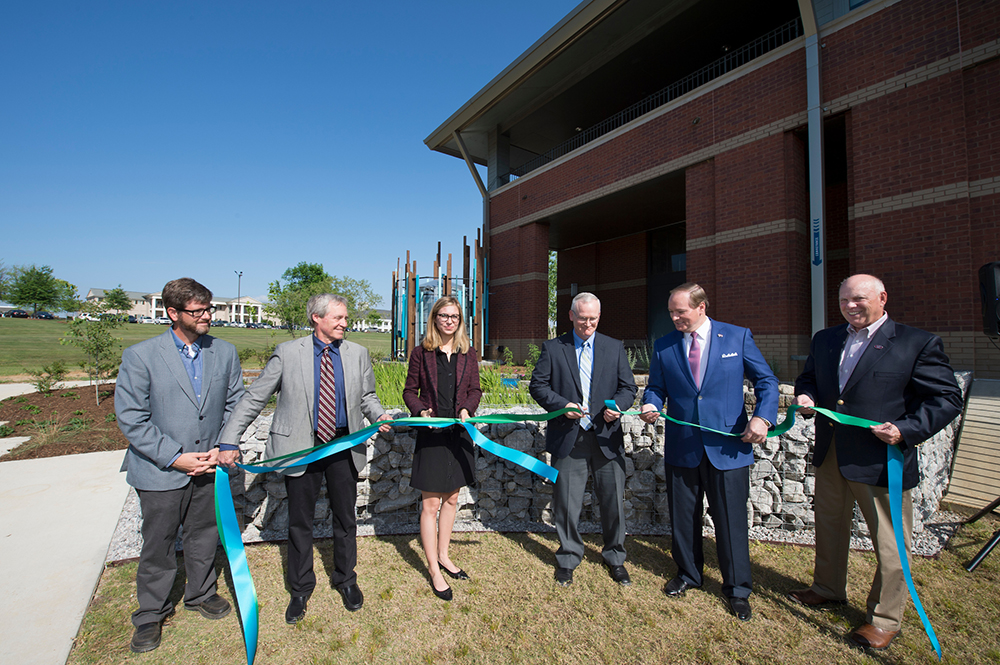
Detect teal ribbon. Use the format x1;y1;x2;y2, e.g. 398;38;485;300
613;399;942;658
216;408;572;665
214;469;258;665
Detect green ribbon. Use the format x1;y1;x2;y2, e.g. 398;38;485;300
610;400;941;658
217;407;580;665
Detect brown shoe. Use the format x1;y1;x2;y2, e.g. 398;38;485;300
787;588;847;608
849;623;899;650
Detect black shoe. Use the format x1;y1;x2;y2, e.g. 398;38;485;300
186;594;231;620
728;596;752;621
130;623;162;653
338;583;364;612
431;580;453;601
285;595;308;624
664;577;695;597
441;565;470;580
605;563;632;586
554;567;574;587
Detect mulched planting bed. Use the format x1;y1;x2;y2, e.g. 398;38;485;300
0;384;127;460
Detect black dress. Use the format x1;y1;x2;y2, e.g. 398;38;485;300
409;350;476;493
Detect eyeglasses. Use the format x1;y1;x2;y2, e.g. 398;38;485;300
436;313;460;322
178;306;216;318
574;317;599;324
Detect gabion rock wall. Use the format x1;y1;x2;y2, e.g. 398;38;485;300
228;373;970;541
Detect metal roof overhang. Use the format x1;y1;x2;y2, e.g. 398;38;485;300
423;0;702;167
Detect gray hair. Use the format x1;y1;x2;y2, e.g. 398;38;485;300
570;292;601;314
840;274;886;295
307;293;349;324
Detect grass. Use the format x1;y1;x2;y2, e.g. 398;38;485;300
0;318;391;377
69;513;1000;664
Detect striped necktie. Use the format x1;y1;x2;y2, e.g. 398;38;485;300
580;340;592;430
317;347;338;442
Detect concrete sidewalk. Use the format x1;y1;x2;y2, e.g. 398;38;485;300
0;381;130;665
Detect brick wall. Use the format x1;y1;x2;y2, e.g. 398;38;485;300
484;0;999;375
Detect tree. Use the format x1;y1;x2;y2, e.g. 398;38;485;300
103;285;133;317
330;275;381;329
0;260;11;301
61;300;124;405
548;250;558;335
365;309;383;330
264;262;383;335
7;265;63;314
55;279;81;313
265;262;332;335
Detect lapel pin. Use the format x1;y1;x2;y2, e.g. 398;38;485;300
874;344;884;350
717;333;723;337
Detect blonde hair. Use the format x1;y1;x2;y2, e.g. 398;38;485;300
422;296;470;354
669;282;709;309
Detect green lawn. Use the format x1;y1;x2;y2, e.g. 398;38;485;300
0;319;391;378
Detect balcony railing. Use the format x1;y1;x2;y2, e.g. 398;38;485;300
508;18;803;180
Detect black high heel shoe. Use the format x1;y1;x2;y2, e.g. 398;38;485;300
441;566;470;581
431;579;453;601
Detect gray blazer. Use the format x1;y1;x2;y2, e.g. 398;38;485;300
116;329;245;491
219;335;386;476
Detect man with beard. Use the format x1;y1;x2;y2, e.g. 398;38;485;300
116;278;245;652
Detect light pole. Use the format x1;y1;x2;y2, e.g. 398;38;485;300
234;271;242;325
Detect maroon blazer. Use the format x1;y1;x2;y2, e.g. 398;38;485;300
403;345;482;418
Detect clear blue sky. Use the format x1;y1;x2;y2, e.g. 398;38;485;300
1;1;578;305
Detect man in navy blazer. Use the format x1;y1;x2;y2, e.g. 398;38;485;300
788;274;962;650
641;283;777;621
530;292;638;587
116;278;245;653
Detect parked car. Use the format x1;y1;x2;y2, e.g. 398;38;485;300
127;315;137;323
154;316;171;325
139;316;154;324
33;311;54;319
79;313;101;322
6;309;29;318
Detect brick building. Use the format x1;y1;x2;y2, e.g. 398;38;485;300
425;0;999;380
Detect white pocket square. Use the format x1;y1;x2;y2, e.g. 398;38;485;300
721;352;739;358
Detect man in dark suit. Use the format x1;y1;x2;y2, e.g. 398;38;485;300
116;278;245;653
219;294;391;624
788;274;962;650
529;292;638;587
640;283;777;621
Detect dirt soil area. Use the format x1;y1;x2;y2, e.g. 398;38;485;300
0;384;127;461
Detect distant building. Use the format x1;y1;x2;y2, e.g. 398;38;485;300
350;308;391;333
426;0;999;379
85;288;266;324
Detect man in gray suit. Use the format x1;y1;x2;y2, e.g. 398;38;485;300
116;277;245;653
529;292;638;587
219;293;391;624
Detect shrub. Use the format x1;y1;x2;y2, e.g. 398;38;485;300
24;361;68;395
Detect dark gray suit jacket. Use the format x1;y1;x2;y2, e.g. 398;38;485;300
219;335;386;476
116;329;245;491
529;332;637;460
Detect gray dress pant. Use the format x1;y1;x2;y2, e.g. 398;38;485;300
552;428;627;569
133;474;219;627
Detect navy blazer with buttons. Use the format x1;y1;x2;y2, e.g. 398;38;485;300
643;319;778;471
794;317;963;489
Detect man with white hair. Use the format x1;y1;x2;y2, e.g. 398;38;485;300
789;274;962;650
219;293;391;624
530;292;637;588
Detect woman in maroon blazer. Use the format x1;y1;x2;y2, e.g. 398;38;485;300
403;296;482;601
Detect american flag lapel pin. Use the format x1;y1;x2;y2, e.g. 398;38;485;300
874;344;884;350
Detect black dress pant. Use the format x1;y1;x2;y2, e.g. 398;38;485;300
284;445;359;596
666;455;752;599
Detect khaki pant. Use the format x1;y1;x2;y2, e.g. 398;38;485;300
811;440;913;631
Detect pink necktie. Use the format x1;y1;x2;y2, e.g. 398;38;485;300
688;334;701;389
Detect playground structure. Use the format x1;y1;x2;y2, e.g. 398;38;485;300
391;234;486;361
